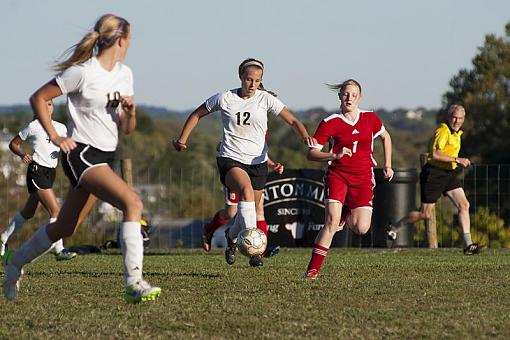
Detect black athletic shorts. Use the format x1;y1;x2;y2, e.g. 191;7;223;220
26;162;56;194
217;157;268;191
61;143;116;188
420;164;463;203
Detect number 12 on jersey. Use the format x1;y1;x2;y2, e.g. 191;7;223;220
236;112;251;125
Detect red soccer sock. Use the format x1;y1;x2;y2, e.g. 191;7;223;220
307;244;329;272
204;211;228;236
256;220;268;237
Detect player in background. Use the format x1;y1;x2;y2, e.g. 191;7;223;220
386;104;484;255
173;58;315;266
202;157;284;266
3;14;161;303
304;79;394;280
0;100;77;261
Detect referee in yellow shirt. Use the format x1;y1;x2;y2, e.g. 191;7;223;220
387;104;483;255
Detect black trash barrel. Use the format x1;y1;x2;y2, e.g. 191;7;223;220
354;168;418;247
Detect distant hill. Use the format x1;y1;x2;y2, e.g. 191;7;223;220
0;104;439;132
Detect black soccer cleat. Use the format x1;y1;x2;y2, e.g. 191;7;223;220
249;255;264;267
386;224;398;241
464;243;485;255
224;228;237;265
264;245;280;258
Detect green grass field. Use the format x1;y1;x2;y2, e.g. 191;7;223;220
1;248;510;339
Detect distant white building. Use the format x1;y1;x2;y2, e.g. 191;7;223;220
406;110;423;120
0;130;25;184
0;129;13;152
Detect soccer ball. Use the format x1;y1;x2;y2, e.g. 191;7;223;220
237;228;267;257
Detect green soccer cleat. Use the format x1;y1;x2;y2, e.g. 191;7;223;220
124;280;161;304
3;253;24;300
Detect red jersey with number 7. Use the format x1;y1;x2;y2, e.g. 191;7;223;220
311;110;385;172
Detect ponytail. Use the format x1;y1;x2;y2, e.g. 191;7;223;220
53;14;130;73
53;31;100;72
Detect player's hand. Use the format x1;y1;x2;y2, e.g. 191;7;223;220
271;162;284;174
21;154;33;164
334;147;352;159
303;136;317;147
53;136;77;154
172;139;187;152
458;157;471;168
383;166;394;181
120;96;136;117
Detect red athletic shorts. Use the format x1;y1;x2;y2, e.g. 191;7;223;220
324;168;375;210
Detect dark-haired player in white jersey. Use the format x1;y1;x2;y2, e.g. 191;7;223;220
0;100;76;261
304;79;394;280
173;58;316;266
3;14;160;303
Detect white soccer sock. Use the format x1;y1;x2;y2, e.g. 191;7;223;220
52;239;65;254
228;201;256;242
11;224;53;269
119;221;144;286
463;233;473;248
47;218;65;254
1;212;26;243
237;201;256;230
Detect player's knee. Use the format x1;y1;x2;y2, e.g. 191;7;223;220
458;200;470;212
352;222;370;235
124;192;143;216
422;209;434;220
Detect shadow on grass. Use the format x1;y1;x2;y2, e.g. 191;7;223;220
26;271;222;279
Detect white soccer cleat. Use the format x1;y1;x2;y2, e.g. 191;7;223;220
3;260;23;300
124;279;161;304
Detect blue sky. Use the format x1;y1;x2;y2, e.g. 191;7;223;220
1;0;509;112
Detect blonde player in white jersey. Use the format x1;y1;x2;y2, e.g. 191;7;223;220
0;100;76;261
173;58;316;265
2;14;160;304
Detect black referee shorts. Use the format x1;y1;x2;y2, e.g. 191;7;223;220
420;164;463;203
26;162;56;194
217;157;268;191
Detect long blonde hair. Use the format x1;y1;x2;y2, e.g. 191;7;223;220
53;14;130;72
327;79;362;95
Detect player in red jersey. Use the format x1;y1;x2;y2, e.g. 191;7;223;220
304;79;394;280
